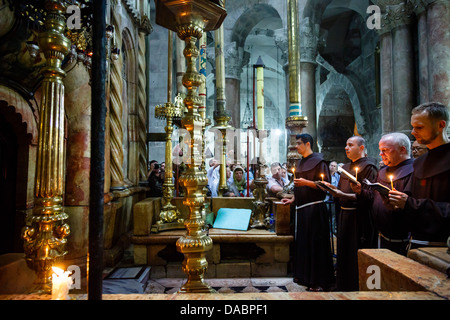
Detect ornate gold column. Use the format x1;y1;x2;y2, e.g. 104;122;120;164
22;0;71;293
286;0;307;169
155;0;226;293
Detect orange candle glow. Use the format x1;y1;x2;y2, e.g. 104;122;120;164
390;175;394;190
320;173;324;181
292;168;296;179
355;167;359;181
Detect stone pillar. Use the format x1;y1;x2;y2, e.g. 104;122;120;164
379;32;394;134
225;42;243;129
299;18;319;148
412;0;430;104
176;36;187;97
376;0;416;136
64;63;91;263
425;0;450;106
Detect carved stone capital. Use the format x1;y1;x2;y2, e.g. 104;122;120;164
299;17;320;64
377;1;414;35
139;15;153;35
224;41;243;80
409;0;450;15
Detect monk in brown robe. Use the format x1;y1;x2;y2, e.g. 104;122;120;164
388;102;450;249
356;132;413;256
281;133;334;291
321;136;378;291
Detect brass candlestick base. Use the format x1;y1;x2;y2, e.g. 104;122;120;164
251;163;270;229
155;0;226;293
286;115;308;169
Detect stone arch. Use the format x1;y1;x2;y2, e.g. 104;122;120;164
317;72;364;135
0;86;38;253
231;3;282;48
0;85;38;145
317;72;365;161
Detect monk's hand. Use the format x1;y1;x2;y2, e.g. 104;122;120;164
281;197;294;205
294;178;307;187
319;181;341;198
350;181;362;194
388;190;408;210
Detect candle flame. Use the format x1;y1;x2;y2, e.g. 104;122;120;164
52;267;65;276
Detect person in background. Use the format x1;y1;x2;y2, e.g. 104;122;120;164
148;163;163;197
228;166;252;197
266;162;285;197
411;140;428;159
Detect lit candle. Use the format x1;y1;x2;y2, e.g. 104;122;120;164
52;267;72;300
390;175;394;190
292;168;296;179
320;173;324;182
355;167;359;181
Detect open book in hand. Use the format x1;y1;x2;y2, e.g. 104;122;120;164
337;166;358;184
362;179;391;195
315;181;336;193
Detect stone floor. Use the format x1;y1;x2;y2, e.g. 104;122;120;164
102;276;308;295
102;244;309;295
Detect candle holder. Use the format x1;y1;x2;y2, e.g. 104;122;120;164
251;130;270;229
285;116;307;170
155;0;226;293
21;0;71;294
152;97;185;232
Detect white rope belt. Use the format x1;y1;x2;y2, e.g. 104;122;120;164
379;232;410;243
296;200;324;210
409;238;447;246
340;206;357;211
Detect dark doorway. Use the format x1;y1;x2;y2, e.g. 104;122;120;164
0;115;18;254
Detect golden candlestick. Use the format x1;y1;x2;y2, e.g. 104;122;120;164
22;0;71;293
213;24;233;196
155;0;226;293
152;99;185;232
152;31;185;232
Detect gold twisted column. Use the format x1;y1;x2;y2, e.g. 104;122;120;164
22;0;71;293
110;10;125;190
138;17;152;182
286;0;307;169
155;0;226;293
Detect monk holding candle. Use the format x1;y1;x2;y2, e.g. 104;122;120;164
281;133;334;292
388;102;450;251
354;132;414;256
318;135;378;291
